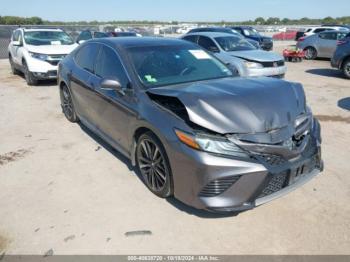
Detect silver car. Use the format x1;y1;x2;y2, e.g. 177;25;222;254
297;30;349;59
183;32;286;78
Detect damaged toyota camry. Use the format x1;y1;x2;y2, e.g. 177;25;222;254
58;37;323;213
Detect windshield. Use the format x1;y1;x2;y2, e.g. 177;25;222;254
24;31;74;46
215;36;256;51
243;28;260;37
127;45;232;88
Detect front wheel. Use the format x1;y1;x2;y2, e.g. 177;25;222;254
304;47;317;60
136;132;173;198
342;58;350;79
23;61;38;86
9;56;20;75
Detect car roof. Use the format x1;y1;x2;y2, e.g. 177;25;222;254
91;37;192;48
186;32;237;38
230;26;253;29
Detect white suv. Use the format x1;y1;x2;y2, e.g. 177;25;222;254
304;26;349;37
8;28;78;85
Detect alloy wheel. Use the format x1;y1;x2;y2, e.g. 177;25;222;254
62;86;74;120
138;138;167;192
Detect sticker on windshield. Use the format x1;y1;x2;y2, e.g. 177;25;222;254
51;41;61;45
145;75;157;83
189;50;211;60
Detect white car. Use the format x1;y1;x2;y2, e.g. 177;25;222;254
304;26;349;37
8;28;78;85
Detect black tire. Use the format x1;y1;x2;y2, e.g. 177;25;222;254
9;55;20;75
304;47;317;60
23;60;38;86
60;84;78;123
136;132;173;198
342;58;350;79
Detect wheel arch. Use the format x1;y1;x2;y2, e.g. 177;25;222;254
341;55;350;69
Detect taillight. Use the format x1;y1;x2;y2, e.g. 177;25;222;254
337;40;348;46
298;37;305;42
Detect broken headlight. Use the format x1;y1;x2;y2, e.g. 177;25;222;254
175;129;249;158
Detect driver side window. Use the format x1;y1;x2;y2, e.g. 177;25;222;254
198;36;219;52
94;45;129;88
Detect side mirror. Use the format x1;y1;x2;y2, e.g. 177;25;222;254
101;78;125;95
12;41;22;46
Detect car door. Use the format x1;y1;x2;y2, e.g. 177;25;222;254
10;30;22;65
318;32;338;57
90;44;137;153
70;43;101;124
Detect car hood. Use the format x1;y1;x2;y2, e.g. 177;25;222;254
26;44;78;55
227;50;283;62
147;77;306;135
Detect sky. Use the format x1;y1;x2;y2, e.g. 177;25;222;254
1;0;349;22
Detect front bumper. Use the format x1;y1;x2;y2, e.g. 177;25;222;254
25;56;61;79
247;65;287;78
166;119;322;213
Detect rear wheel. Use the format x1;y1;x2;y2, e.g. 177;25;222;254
342;58;350;79
9;55;20;75
23;61;38;86
304;47;317;60
60;85;78;122
136;132;173;198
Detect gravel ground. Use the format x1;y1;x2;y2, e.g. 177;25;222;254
0;43;349;255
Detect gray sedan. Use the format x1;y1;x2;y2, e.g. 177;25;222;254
183;32;286;78
297;30;349;59
58;37;322;213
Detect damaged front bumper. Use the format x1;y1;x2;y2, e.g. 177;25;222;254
165;118;323;213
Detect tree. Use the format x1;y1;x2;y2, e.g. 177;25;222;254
265;17;280;25
255;17;265;25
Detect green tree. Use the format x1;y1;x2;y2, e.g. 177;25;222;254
255;17;265;25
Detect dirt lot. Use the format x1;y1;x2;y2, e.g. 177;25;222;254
0;42;350;255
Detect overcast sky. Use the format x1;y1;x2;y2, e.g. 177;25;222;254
1;0;349;22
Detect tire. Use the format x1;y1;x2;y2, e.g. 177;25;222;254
9;55;20;75
304;47;317;60
136;132;173;198
23;60;38;86
60;84;78;123
342;58;350;79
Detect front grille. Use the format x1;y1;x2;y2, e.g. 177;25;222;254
261;60;284;68
199;176;241;197
47;70;57;77
46;60;60;66
258;172;289;198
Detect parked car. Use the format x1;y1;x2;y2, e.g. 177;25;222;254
58;37;323;213
230;26;273;51
183;32;286;78
273;30;297;41
76;30;109;44
295;25;349;41
331;33;350;79
297;30;349;59
303;26;349;37
187;27;260;49
8;28;78;85
108;31;140;37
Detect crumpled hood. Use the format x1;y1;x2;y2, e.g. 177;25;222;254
228;50;283;62
147;77;306;135
26;44;78;55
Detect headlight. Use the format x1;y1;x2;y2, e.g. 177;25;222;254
244;61;263;69
29;52;48;61
175;129;249;158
